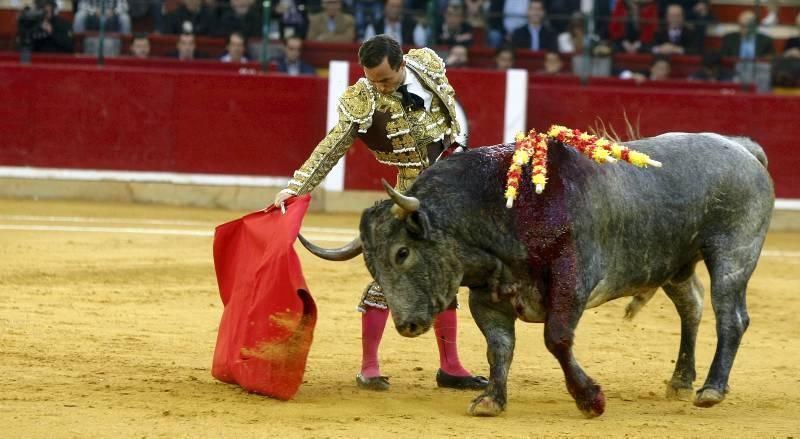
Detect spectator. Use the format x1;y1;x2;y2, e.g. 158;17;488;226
307;0;356;42
162;0;216;36
215;0;261;38
609;0;659;54
73;0;132;34
719;10;774;60
539;50;564;74
495;45;515;69
685;0;714;39
23;0;74;53
438;3;474;47
273;0;309;39
275;35;317;75
652;3;699;55
557;11;584;54
363;0;417;45
128;0;165;35
220;31;249;62
463;0;487;29
350;0;384;40
510;0;558;52
446;43;469;67
620;54;671;82
546;0;580;34
486;0;527;48
169;32;206;60
782;12;800;59
688;51;733;82
129;32;150;58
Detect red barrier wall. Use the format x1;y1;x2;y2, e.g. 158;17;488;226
527;84;800;198
0;61;797;199
342;66;506;191
0;63;326;176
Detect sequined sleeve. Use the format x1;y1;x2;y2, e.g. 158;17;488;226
285;115;359;195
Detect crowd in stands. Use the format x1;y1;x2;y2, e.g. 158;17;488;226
13;0;800;87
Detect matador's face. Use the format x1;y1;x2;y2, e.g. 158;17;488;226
364;57;406;95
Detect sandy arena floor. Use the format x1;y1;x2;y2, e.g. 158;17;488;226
1;198;799;438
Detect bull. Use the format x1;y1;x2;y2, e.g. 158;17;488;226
300;133;774;417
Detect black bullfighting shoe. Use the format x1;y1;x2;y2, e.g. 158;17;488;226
356;373;390;391
435;369;489;390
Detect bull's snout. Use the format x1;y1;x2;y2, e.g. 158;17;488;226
396;319;431;338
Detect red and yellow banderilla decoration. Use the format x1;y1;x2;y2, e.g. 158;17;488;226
505;125;662;208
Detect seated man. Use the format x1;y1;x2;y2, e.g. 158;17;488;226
274;36;316;75
652;3;699;55
73;0;132;34
510;0;558;52
21;0;74;53
168;32;207;60
720;10;774;60
129;32;150;58
306;0;355;42
162;0;216;36
220;32;249;63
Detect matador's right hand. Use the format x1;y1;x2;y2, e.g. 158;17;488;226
269;189;295;212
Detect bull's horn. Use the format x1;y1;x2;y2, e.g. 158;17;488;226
381;179;420;214
297;234;363;261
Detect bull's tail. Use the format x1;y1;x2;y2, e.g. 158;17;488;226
623;289;658;320
725;136;768;168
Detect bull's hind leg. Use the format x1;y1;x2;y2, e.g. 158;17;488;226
662;273;704;401
467;288;516;417
544;254;605;418
696;239;762;408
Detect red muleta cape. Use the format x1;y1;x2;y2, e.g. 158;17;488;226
211;195;316;400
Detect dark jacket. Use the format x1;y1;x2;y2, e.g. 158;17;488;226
719;32;775;58
215;5;262;38
371;17;417;46
652;25;700;54
162;4;217;36
29;16;74;53
510;23;558;51
274;57;317;75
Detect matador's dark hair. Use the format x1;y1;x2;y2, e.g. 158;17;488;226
358;34;403;70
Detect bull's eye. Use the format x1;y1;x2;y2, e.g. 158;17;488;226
395;246;410;265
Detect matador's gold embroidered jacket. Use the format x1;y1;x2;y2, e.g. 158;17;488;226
285;48;461;195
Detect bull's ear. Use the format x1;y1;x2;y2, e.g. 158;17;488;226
405;210;431;240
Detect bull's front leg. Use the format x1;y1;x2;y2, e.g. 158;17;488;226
544;254;605;418
467;287;516;417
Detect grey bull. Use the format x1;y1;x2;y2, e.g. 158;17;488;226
300;133;774;417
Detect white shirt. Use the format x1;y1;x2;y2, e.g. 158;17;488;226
398;66;433;111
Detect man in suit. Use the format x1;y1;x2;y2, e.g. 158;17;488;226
274;36;317;75
720;10;774;59
652;3;699;55
307;0;356;42
511;0;558;52
272;35;487;392
362;0;417;45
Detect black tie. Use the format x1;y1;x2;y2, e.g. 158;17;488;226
398;85;424;111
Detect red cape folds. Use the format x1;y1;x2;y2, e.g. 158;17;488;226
211;195;316;400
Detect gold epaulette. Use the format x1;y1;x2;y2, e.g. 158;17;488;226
338;78;376;132
404;48;446;79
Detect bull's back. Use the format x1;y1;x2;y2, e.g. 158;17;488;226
565;133;773;297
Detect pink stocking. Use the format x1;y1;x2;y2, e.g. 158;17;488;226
360;307;389;378
434;309;471;377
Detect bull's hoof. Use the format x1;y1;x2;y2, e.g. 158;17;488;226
468;395;504;417
577;386;606;418
693;387;725;408
665;383;694;401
